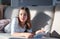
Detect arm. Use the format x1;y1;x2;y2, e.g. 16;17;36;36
35;28;45;34
11;18;34;38
12;32;34;38
11;18;18;34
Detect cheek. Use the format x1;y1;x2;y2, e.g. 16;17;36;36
24;16;27;21
19;15;27;21
19;15;21;20
20;16;22;20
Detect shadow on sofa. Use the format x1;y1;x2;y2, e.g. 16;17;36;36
50;30;60;38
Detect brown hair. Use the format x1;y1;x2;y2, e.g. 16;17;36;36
18;7;31;29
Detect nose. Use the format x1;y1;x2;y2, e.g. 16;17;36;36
22;15;25;18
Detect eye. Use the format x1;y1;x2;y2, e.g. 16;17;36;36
24;14;27;16
20;13;22;15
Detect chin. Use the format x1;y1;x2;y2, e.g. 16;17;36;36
21;20;25;22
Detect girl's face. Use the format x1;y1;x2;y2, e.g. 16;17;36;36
19;9;27;23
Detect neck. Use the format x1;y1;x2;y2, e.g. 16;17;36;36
20;22;25;28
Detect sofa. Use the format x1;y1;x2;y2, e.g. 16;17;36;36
0;5;60;38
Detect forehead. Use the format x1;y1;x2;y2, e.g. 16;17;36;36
19;9;27;14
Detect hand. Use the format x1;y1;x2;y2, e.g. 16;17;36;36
24;33;34;38
35;30;45;34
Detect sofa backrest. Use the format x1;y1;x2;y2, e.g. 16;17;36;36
4;7;19;19
4;6;53;34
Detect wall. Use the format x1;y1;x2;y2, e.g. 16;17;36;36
11;0;52;7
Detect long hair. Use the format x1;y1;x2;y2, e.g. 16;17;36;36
18;7;31;29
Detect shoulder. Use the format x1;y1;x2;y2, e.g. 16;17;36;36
12;17;18;20
11;17;19;26
11;18;19;30
11;17;18;22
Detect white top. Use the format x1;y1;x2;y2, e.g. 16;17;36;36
4;18;32;34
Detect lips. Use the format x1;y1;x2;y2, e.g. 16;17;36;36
22;18;25;20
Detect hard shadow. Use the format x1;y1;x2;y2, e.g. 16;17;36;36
50;30;60;38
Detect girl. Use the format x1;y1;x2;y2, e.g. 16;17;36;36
4;7;33;38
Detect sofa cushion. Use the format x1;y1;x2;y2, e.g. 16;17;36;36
4;7;19;19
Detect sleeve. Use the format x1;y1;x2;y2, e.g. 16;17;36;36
11;18;18;34
27;28;32;33
4;23;11;33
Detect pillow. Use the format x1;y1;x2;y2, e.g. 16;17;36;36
0;19;11;33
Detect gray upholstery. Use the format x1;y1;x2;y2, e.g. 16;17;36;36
4;7;19;19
